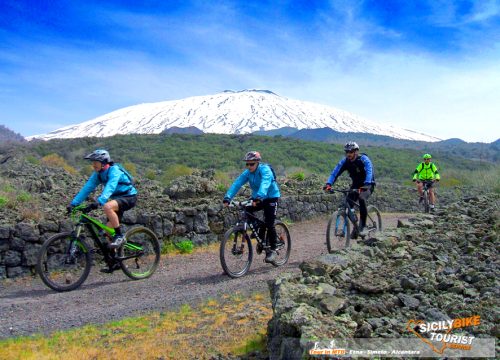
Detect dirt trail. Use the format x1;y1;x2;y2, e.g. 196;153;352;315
0;213;408;339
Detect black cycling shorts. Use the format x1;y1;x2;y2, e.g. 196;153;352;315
115;195;137;219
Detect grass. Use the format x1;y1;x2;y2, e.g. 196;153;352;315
0;292;272;360
161;238;194;255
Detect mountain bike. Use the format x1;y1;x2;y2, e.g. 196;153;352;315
36;203;160;292
326;189;382;252
420;180;435;213
220;200;291;278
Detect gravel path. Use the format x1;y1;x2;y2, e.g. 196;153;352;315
0;213;407;339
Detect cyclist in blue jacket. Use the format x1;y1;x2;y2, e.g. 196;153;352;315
69;149;137;250
223;151;281;263
324;142;376;238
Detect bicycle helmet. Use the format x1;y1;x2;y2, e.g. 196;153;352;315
243;151;261;161
344;141;359;152
423;153;432;159
84;149;111;164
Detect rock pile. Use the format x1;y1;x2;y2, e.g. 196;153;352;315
267;195;499;359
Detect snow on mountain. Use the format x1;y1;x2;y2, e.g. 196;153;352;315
28;90;440;142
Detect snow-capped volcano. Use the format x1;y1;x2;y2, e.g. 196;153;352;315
29;90;440;142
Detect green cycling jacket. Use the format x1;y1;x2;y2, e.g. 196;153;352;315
412;162;440;181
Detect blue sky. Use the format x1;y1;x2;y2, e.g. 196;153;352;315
1;0;499;142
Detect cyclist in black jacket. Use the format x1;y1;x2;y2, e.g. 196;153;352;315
323;141;376;237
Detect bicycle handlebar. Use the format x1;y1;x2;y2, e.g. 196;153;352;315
326;188;358;194
71;203;95;216
227;199;253;208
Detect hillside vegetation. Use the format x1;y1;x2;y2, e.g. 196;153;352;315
24;133;499;188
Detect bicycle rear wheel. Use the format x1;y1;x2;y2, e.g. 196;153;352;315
119;227;160;280
365;205;382;237
271;221;291;267
326;211;351;253
220;227;253;278
36;232;92;292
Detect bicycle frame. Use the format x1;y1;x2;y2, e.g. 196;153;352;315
70;205;143;265
421;180;435;213
232;201;270;250
332;189;362;232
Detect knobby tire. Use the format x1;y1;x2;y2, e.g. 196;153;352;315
36;232;92;292
220;227;253;278
326;211;351;253
271;221;291;267
366;205;383;237
119;226;160;280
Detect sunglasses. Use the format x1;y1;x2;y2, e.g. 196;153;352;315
345;150;355;154
245;162;257;167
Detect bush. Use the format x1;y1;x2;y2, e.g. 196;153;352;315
215;170;231;192
289;171;306;181
122;161;137;177
25;155;40;165
160;164;194;185
145;169;156;180
161;238;194;254
175;239;194;254
41;153;78;175
16;191;31;202
0;196;7;208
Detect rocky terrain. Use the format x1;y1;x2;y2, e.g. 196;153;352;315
267;195;499;359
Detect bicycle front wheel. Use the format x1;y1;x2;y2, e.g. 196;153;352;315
220;227;253;278
366;205;382;237
271;221;291;267
36;232;92;292
423;191;430;213
326;211;351;253
119;227;160;280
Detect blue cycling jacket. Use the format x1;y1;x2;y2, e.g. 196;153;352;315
327;154;375;189
71;165;137;206
225;163;280;201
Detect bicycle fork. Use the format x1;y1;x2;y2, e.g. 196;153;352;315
335;212;348;237
232;234;246;255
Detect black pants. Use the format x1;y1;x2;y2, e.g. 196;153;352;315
347;187;373;228
246;198;279;248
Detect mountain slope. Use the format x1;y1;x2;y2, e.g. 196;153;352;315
0;125;25;143
29;90;440;142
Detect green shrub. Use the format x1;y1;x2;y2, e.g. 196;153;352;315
122;161;137;177
16;191;31;202
214;170;231;189
216;183;228;192
25;155;40;165
289;171;305;181
0;196;7;208
145;169;156;180
175;239;194;254
160;164;194;185
161;242;177;255
161;238;194;254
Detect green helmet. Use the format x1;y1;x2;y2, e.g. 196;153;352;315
423;153;432;159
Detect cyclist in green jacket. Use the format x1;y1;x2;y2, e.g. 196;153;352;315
412;153;440;210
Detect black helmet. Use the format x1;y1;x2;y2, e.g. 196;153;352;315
84;149;111;164
243;151;262;161
344;141;359;152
